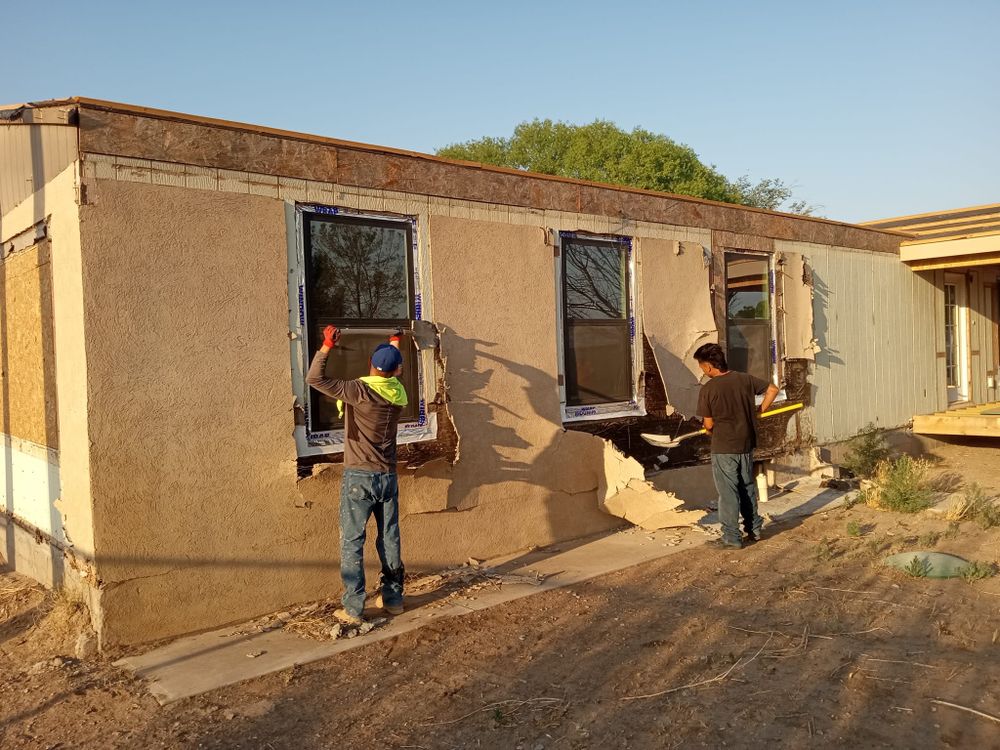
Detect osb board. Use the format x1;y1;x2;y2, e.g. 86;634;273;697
76;106;902;254
712;230;775;254
77;110;338;183
0;242;59;449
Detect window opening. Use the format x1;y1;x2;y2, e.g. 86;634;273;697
724;251;777;384
558;233;641;420
302;211;419;432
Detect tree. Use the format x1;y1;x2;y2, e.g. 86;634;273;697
438;119;818;215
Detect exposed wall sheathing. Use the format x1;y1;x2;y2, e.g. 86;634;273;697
0;242;58;448
73;103;904;254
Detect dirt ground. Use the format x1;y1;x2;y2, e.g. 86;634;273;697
2;437;1000;749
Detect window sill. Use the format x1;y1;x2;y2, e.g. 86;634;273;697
756;389;788;407
295;414;438;457
562;401;646;424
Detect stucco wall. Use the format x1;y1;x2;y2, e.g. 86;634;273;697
79;179;327;644
75;171;904;646
78;181;626;645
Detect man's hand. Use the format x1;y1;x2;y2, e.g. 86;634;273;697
321;325;341;351
389;327;403;350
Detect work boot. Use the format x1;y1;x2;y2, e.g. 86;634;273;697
334;608;364;626
375;594;404;616
746;531;763;543
712;538;743;550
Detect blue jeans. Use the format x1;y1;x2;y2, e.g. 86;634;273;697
340;468;404;617
710;453;763;545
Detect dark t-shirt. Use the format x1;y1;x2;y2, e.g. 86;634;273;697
696;371;770;454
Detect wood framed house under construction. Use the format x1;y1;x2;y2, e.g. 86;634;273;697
1;98;993;646
865;205;1000;435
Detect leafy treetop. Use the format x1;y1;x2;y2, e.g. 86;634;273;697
437;119;817;215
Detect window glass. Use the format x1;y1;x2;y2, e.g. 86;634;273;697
565;325;631;405
311;330;419;428
562;236;633;408
944;283;957;387
307;216;410;322
564;239;627;320
303;212;416;432
725;253;773;383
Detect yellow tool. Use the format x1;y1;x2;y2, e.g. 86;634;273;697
641;402;804;449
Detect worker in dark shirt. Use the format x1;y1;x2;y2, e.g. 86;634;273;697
306;324;408;624
694;343;780;549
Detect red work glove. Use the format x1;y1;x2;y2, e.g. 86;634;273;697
322;325;341;349
389;327;403;349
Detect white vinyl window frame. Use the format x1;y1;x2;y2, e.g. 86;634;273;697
287;202;437;457
554;230;645;423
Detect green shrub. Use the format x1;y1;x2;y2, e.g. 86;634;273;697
958;561;998;583
863;456;935;513
846;520;862;537
841;423;892;478
904;555;931;577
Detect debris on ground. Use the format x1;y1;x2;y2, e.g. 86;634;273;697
404;559;552;608
233;601;389;641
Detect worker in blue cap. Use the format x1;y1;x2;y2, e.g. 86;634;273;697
306;325;408;624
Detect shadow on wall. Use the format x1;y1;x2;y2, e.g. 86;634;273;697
810;262;839;421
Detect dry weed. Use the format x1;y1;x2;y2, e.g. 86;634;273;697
946;484;1000;529
861;457;935;513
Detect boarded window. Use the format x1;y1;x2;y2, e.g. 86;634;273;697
725;252;774;383
562;236;632;406
303;212;419;431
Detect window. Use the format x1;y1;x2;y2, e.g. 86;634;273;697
302;211;420;432
724;252;776;384
558;233;640;419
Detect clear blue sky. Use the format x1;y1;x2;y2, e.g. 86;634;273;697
4;0;998;222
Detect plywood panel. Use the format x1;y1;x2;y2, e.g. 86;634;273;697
76;105;904;254
0;243;59;448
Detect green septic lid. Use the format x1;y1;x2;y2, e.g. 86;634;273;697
884;551;970;578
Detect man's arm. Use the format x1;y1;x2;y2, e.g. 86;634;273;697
305;325;361;402
759;383;780;414
697;387;713;433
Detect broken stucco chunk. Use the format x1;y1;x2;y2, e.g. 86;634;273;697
781;252;816;360
641;239;718;418
602;479;707;531
597;439;706;530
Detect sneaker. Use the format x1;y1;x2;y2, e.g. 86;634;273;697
375;594;404;616
334;608;364;626
746;530;763;543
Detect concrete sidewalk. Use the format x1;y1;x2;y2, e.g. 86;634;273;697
115;478;847;704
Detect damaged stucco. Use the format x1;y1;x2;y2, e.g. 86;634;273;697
640;239;718;419
12;100;904;646
779;251;817;360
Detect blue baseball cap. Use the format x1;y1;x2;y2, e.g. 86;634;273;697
371;343;403;373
